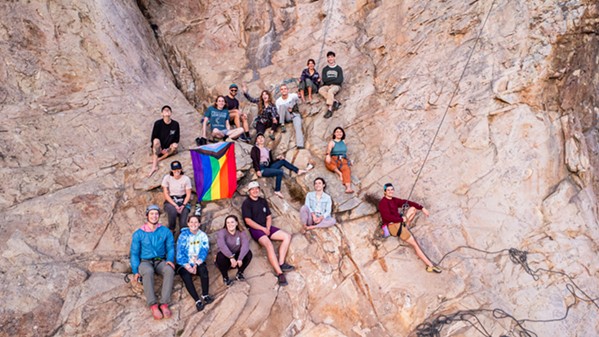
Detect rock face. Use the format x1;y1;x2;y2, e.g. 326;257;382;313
1;1;598;336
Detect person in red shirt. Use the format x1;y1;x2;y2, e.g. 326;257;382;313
378;183;442;273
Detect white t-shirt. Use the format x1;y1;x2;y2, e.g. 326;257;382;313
161;174;192;196
276;93;300;116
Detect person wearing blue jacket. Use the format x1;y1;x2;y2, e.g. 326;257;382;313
130;204;176;320
176;215;214;311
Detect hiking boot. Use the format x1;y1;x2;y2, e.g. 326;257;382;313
281;125;287;133
426;265;442;274
195;299;205;312
324;110;333;119
223;276;234;286
202;294;214;305
332;101;341;111
150;304;163;320
280;262;295;272
277;273;288;286
159;304;172;318
236;272;246;281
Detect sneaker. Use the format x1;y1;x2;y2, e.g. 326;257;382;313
202;294;214;305
194;203;202;216
269;133;276;140
332;101;341;111
306;163;314;171
150;304;163;320
277;273;288;286
280;262;295;272
223;276;234;286
195;299;204;311
426;265;442;274
281;125;287;133
324;110;333;119
239;134;251;143
236;272;246;281
159;304;172;318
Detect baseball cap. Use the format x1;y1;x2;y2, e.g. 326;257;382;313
170;161;182;170
247;181;260;190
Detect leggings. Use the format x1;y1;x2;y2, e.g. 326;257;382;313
215;251;253;278
176;263;209;302
299;205;336;228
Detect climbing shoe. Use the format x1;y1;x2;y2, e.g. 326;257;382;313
426;265;442;274
324;110;333;119
202;294;214;305
159;304;172;318
277;273;288;286
150;304;163;320
280;262;295;272
195;299;204;311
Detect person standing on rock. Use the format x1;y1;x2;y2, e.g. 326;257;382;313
325;127;354;194
148;105;180;177
162;160;192;233
130;205;176;320
202;95;245;142
298;58;320;104
378;183;442;273
241;84;279;141
225;84;252;142
215;215;253;286
319;51;343;119
242;181;294;286
275;84;305;149
251;133;308;199
301;177;337;231
175;215;214;311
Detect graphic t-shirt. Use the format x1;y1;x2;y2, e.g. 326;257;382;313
204;106;229;130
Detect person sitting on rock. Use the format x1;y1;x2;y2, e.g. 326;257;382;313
215;215;253;286
251;133;308;199
325;126;354;194
225;84;251;142
175;215;214;311
301;177;337;231
242;181;294;286
202;95;245;142
162;160;192;233
148;105;180;177
130;204;176;320
275;83;305;149
378;183;442;273
319;51;344;118
298;58;320;104
241;84;279;141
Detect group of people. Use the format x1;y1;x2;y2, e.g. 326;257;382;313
134;50;442;320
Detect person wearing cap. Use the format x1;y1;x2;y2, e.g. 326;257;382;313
130;205;176;320
378;183;442;273
202;95;245;142
241;181;294;286
250;133;308;199
225;84;251;142
162;160;192;232
319;51;344;119
148;105;180;177
275;83;305;149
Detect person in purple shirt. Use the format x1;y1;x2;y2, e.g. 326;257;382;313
215;215;253;286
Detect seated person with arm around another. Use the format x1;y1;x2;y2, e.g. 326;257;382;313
378;183;442;274
176;215;214;312
301;177;337;231
215;215;253;286
202;95;245;141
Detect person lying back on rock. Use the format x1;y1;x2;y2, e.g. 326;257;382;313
241;83;279;141
298;58;320;104
175;215;214;312
162;160;192;233
301;177;337;231
130;205;176;320
378;183;442;273
148;105;180;177
275;83;305;149
215;215;253;286
319;51;343;119
224;84;251;143
242;181;294;286
201;95;245;142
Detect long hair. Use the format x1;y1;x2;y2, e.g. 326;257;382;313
223;214;242;232
258;90;273;115
213;95;226;109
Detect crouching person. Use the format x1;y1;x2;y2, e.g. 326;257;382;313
176;215;214;311
130;205;176;320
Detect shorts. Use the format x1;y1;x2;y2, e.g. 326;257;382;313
388;222;411;241
249;225;280;241
214;128;231;136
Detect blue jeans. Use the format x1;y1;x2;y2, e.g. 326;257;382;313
261;160;298;191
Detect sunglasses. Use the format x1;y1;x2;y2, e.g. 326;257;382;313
230;89;238;92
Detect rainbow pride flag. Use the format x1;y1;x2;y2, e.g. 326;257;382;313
190;142;237;201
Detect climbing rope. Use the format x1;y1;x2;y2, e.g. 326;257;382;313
405;0;497;201
316;0;335;71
